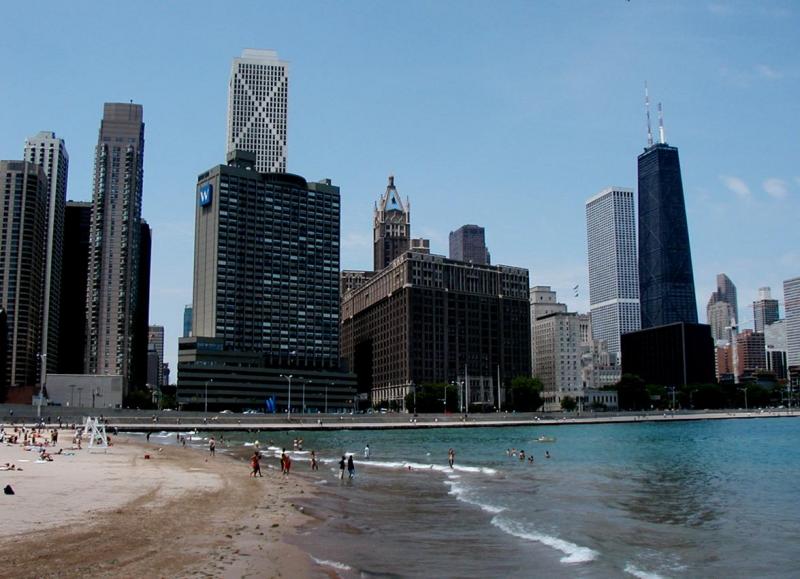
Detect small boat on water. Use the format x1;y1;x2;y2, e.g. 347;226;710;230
536;436;556;443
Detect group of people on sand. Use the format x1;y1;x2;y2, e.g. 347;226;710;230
506;447;550;463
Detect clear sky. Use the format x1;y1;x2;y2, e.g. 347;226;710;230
1;1;798;376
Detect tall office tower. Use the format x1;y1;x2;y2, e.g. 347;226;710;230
785;277;800;368
193;150;340;367
449;224;490;265
23;132;69;379
373;175;410;271
147;325;164;387
637;107;698;328
183;304;193;337
706;273;738;342
753;287;780;333
0;161;48;388
57;201;91;374
585;187;641;360
707;300;734;344
227;49;288;173
765;320;787;380
85;103;145;387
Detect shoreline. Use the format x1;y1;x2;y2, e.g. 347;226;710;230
0;430;321;578
38;408;800;433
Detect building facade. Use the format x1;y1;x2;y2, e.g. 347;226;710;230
449;224;490;265
57;201;92;374
785;277;800;369
373;175;410;271
23;131;69;379
707;273;738;343
529;286;567;374
183;304;192;338
0;161;48;389
85;103;145;391
534;312;590;410
585;187;641;360
227;49;288;173
734;329;766;378
147;325;165;387
637;143;698;328
753;287;780;333
341;252;531;409
765;319;787;380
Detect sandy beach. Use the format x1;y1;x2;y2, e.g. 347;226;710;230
0;428;318;578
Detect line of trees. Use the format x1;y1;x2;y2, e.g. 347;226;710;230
397;376;545;413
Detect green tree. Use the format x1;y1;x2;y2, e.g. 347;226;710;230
560;396;577;411
613;374;651;411
404;383;458;413
509;376;543;412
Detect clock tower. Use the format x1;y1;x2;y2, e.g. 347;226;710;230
373;175;410;271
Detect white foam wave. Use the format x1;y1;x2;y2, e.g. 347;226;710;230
311;556;352;571
355;458;496;475
491;517;597;564
624;563;665;579
444;480;506;514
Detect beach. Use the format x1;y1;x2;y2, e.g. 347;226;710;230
0;429;316;578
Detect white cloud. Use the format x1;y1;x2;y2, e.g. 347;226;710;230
720;175;751;199
763;178;789;200
755;64;782;80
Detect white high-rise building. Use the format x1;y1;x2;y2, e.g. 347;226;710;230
23;132;69;380
585;187;640;361
227;49;288;173
785;277;800;368
529;286;567;376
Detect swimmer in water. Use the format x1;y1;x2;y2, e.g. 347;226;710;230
545;451;551;459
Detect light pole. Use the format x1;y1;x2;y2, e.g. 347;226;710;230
280;374;293;419
303;379;309;414
326;382;331;414
205;379;213;414
412;382;416;415
69;384;76;407
77;387;84;407
36;353;47;418
738;387;748;411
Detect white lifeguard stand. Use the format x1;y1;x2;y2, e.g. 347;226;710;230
83;417;109;452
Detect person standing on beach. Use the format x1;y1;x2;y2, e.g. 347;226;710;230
339;455;346;480
250;451;262;477
347;455;355;479
209;436;216;457
284;453;292;476
448;448;456;468
311;451;319;471
364;444;370;459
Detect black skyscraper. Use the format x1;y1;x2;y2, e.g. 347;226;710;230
57;202;91;374
637;143;697;328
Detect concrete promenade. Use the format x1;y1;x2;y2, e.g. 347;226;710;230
3;403;798;432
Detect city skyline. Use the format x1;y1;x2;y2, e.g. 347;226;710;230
1;2;798;374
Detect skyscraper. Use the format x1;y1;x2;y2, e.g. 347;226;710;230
784;277;800;368
85;103;145;389
23;132;69;379
753;287;780;333
192;150;340;366
705;273;738;343
227;49;288;173
637;118;698;328
585;187;641;360
373;175;410;271
57;201;91;374
0;161;48;388
449;224;490;265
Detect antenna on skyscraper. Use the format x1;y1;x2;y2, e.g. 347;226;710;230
645;82;653;147
658;102;665;144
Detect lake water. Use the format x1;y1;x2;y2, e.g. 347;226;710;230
182;417;800;577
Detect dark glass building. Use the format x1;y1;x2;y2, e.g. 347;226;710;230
57;201;91;374
637;143;698;328
621;322;715;386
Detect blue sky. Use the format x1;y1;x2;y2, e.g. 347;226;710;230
1;1;798;375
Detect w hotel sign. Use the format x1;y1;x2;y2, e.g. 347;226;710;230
198;183;213;207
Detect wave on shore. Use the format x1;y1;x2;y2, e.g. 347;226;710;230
491;516;598;564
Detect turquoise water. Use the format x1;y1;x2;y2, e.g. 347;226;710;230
199;418;800;577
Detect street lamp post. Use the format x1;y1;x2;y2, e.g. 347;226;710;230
280;374;293;419
69;384;76;407
77;387;84;407
326;383;331;414
412;382;416;415
205;379;213;414
36;353;47;418
738;387;748;411
303;379;309;414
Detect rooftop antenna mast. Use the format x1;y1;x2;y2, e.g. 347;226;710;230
645;82;653;147
658;102;666;144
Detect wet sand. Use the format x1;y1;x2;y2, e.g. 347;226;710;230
0;430;318;578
